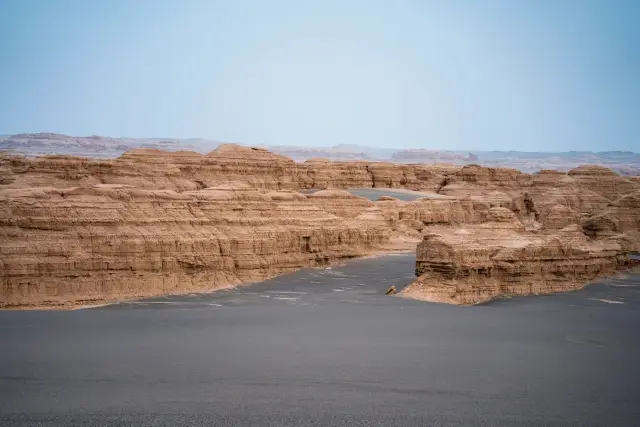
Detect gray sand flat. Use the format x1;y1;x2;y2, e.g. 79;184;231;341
1;254;640;426
302;188;445;201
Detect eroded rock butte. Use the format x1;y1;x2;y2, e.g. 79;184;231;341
1;146;638;307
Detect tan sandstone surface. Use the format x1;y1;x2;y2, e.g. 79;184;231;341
1;146;639;308
401;163;640;304
401;222;635;305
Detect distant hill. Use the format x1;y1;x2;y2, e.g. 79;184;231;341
1;132;638;175
0;133;221;158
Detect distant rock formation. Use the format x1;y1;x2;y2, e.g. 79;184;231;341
0;132;220;158
3;132;639;175
0;148;456;192
391;149;471;164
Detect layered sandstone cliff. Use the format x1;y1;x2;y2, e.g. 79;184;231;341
402;224;630;305
0;146;455;193
1;147;639;308
402;172;640;305
0;183;394;308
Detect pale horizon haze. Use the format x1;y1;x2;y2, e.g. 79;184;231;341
0;0;638;152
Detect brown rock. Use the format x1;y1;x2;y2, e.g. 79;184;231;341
567;165;637;201
1;146;639;308
403;226;626;305
0;183;391;308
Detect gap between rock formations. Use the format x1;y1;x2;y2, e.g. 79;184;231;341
0;144;639;308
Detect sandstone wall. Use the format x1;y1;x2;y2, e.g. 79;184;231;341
0;184;391;308
1;146;455;193
1;147;639;308
404;225;628;305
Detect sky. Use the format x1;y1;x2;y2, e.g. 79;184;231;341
0;0;638;152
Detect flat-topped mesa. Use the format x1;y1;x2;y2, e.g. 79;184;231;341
297;159;454;191
437;165;534;205
525;173;623;226
121;148;205;160
581;191;640;251
198;144;305;190
447;164;532;188
301;160;374;189
1;146;639;309
390;149;470;164
534;181;610;215
306;189;374;218
398;197;490;225
0;151;201;192
566;164;638;201
207;143;291;160
568;164;618;177
403;225;627;305
0;183;392;308
1;147;461;193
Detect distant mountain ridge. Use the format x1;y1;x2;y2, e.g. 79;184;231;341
1;132;638;175
0;133;221;158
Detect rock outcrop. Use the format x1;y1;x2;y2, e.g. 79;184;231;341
567;165;638;201
0;132;220;158
1;146;639;308
0;183;392;308
0;149;454;193
402;225;629;305
5;132;639;175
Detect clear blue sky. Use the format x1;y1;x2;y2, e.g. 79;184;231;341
0;0;638;151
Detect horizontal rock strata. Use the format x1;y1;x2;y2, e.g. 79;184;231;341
1;145;639;307
402;225;630;305
0;184;391;308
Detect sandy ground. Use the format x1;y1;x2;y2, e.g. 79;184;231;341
351;187;452;199
301;187;450;200
1;254;640;426
3;244;418;311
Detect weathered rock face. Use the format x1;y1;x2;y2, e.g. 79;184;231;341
399;198;490;225
581;192;640;251
0;133;222;158
0;148;455;192
306;190;374;218
301;160;373;189
567;165;638;201
403;225;628;305
1;147;639;308
5;133;640;175
440;164;532;196
605;192;640;233
0;184;391;308
404;166;640;304
120;145;308;190
390;149;473;164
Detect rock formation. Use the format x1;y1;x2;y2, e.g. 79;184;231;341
0;183;393;308
402;224;630;305
399;164;640;304
0;148;453;193
0;132;220;158
5;132;639;175
1;146;639;308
